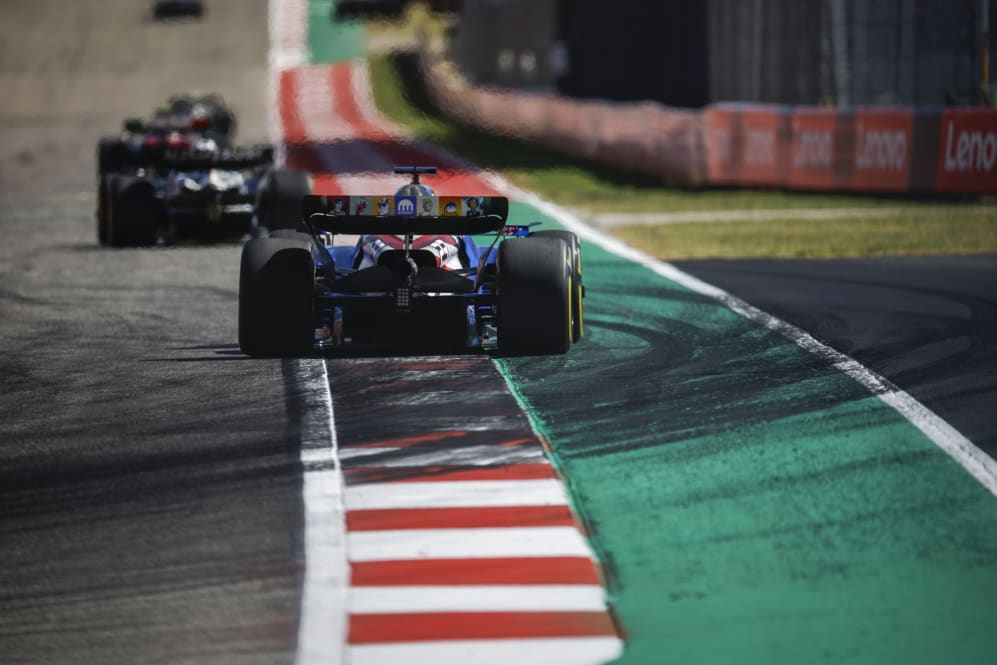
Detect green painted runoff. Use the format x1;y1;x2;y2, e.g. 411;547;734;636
308;0;365;63
497;202;997;665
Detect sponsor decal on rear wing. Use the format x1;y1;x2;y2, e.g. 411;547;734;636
302;194;509;235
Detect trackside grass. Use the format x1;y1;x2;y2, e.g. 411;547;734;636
367;48;997;259
611;207;997;259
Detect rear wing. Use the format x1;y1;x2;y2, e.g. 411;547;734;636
302;194;508;235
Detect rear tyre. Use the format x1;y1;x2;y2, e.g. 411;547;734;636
531;230;583;343
108;176;157;247
238;237;316;357
498;236;572;355
256;169;312;232
97;137;130;175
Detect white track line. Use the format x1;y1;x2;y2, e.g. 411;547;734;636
271;3;350;665
289;358;349;665
505;185;997;499
348;527;594;561
268;0;308;168
350;638;625;665
349;585;609;613
345;479;571;510
268;0;308;70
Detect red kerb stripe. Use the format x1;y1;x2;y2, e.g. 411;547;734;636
343;463;556;485
342;430;469;449
278;69;332;177
347;505;576;531
349;611;617;643
350;557;602;586
278;69;305;144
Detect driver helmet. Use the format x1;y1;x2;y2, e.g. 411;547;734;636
394;183;435;197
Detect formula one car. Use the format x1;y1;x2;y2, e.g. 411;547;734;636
97;94;237;175
155;93;235;144
97;141;310;246
238;166;583;356
153;0;204;19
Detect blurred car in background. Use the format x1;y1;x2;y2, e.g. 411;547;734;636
95;96;309;247
97;94;237;176
153;0;204;19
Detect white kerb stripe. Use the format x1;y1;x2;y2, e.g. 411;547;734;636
268;0;308;70
350;637;624;665
349;585;610;614
345;479;570;510
271;5;349;665
338;444;547;467
295;66;353;143
348;526;593;561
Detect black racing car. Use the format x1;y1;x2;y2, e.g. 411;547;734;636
96;94;237;176
97;142;310;247
153;0;204;19
238;166;584;356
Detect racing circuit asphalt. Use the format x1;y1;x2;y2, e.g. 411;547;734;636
2;1;997;664
0;2;302;663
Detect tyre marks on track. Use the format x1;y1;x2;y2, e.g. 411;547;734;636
328;356;622;664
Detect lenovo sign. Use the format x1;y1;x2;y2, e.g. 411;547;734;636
849;110;912;191
935;109;997;193
737;108;789;187
787;110;838;189
701;105;995;194
856;125;906;171
944;122;997;171
793;130;832;168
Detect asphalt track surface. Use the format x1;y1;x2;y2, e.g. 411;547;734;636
673;255;997;458
0;2;301;663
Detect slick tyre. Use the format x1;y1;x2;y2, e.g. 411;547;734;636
238;237;315;357
256;169;312;231
498;236;572;355
97;137;129;175
107;175;157;247
531;229;583;343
